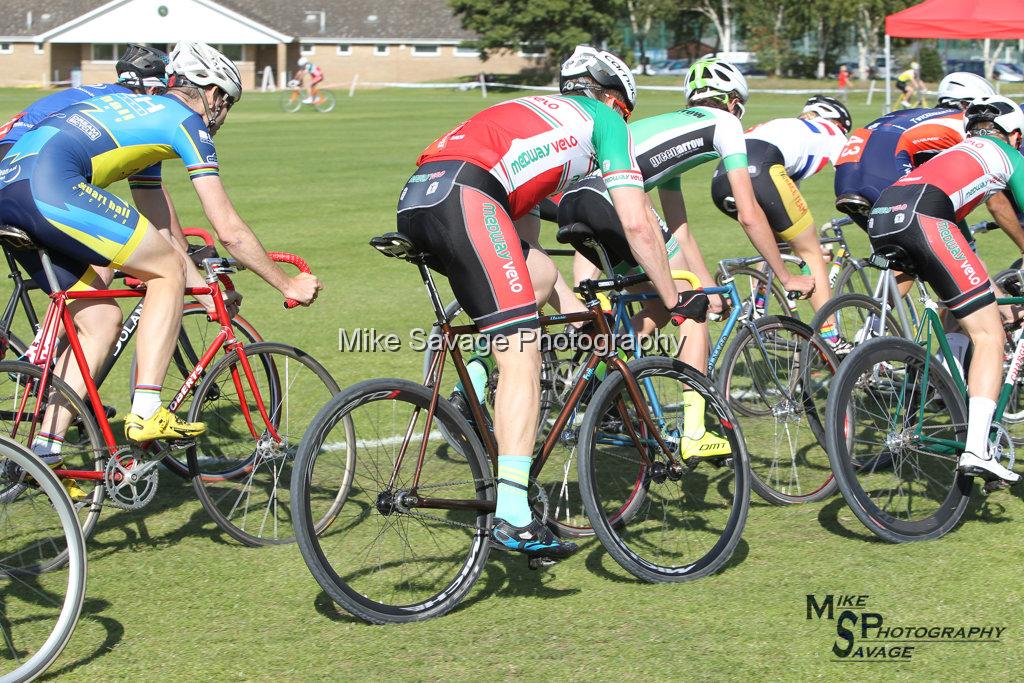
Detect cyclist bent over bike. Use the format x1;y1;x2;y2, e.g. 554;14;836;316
867;96;1024;484
397;45;696;558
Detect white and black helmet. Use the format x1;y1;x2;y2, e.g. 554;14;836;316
168;41;242;102
685;59;749;116
802;95;853;132
965;96;1024;141
559;45;638;113
936;72;996;109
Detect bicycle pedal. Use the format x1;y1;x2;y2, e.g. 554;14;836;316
528;556;559;570
982;479;1011;495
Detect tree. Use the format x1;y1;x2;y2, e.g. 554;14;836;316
681;0;737;54
449;0;625;65
625;0;681;74
852;1;915;80
742;0;801;77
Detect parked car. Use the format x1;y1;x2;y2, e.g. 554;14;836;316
945;59;1024;82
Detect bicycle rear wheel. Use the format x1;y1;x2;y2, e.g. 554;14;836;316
0;437;86;683
314;91;336;113
717;267;796;320
291;379;492;624
187;342;341;546
578;357;749;582
717;316;839;504
280;90;302;113
825;337;971;542
809;293;902;357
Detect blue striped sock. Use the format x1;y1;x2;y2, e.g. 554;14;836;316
495;455;532;527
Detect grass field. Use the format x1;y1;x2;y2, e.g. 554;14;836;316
2;83;1024;681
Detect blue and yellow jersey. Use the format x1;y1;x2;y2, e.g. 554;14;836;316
0;83;132;147
1;91;218;192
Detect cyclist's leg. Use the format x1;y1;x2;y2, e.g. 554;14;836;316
787;229;831;312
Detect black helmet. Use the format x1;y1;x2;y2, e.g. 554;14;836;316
802;95;852;133
115;44;170;89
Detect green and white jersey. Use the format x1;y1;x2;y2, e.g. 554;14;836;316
628;106;748;191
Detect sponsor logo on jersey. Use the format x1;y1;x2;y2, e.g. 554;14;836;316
649;138;705;168
936;221;983;285
870;203;908;215
0;164;20;183
482;202;524;293
408;170;447;183
509;136;579;174
205;153;218;164
68;114;101;141
198;130;214;146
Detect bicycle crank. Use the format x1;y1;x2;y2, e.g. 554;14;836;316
104;447;159;509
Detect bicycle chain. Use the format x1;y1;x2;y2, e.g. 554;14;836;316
391;477;549;530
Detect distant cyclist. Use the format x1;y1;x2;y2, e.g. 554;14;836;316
294;57;324;104
397;45;691;559
867;96;1024;484
711;95;851;330
896;62;925;108
0;42;320;496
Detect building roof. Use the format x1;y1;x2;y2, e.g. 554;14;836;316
0;0;105;39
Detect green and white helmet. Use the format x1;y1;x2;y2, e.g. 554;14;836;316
684;59;749;114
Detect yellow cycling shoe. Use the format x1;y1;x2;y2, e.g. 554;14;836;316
60;476;88;502
125;407;206;443
679;431;732;458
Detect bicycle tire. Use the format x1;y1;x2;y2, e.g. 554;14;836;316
280;90;302;113
577;356;750;582
0;361;105;569
129;305;264;479
0;331;28;362
0;437;86;683
833;258;875;297
314;91;336;113
291;378;492;624
717;267;796;321
716;316;839;504
809;293;903;356
187;342;341;546
825;337;971;543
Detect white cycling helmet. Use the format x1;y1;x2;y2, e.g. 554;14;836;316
559;45;638;114
685;59;749;116
965;96;1024;143
297;57;309;68
937;72;996;108
168;41;242;101
911;61;920;70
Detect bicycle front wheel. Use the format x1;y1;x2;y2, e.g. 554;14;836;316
809;293;902;357
280;90;302;113
717;316;839;505
717;267;796;320
314;91;336;113
825;337;971;542
578;357;749;582
0;437;86;683
187;342;341;546
291;379;492;624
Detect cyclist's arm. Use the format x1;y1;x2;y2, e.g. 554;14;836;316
609;185;678;307
657;183;687;231
727;167;799;286
192;175;321;303
985;191;1024;255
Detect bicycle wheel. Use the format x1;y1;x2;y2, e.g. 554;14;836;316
809;293;902;357
716;316;839;504
577;356;749;582
129;305;263;478
0;331;28;362
717;267;796;320
0;438;86;683
314;90;336;113
825;337;971;542
186;342;341;546
833;258;875;297
0;361;105;567
291;379;492;624
280;90;302;113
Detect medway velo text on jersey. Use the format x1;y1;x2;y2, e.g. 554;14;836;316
417;94;642;219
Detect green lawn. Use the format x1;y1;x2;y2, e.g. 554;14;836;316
1;84;1023;681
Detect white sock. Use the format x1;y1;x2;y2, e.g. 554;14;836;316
131;385;162;419
31;432;64;465
964;397;996;458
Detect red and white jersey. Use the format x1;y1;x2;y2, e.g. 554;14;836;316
417;95;642;219
745;117;847;182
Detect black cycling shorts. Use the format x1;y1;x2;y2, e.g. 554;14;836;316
556;175;676;274
868;183;994;318
396;160;537;338
710;140;813;241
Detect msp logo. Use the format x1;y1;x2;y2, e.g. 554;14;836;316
0;164;20;184
806;594;1006;662
198;130;214;146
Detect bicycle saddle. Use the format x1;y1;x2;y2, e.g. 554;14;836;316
835;193;871;217
868;245;916;274
369;232;426;261
556;222;597;245
0;225;37;251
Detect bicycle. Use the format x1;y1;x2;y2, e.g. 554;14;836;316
824;246;1022;542
280;85;336;114
0;224;341;550
0;436;86;682
290;231;751;623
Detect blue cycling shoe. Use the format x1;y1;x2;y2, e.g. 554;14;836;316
490;518;579;559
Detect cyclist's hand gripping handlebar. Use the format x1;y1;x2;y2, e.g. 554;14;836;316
269;252;319;309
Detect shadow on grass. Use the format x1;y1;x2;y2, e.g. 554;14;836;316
816;495;886;543
962;485;1014;525
38;595;122;680
584;535;749;582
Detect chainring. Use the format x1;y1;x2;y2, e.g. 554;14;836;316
989;423;1016;471
104;447;159;510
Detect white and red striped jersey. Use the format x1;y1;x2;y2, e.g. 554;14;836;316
745;117;848;182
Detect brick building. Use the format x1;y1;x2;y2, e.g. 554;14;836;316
0;0;541;89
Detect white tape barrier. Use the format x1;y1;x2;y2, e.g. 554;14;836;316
340;79;885;95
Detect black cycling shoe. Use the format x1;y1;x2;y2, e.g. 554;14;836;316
448;390;476;426
490;518;579;559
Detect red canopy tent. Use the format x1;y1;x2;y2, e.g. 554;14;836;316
883;0;1024;109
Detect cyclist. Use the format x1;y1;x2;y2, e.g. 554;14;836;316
896;62;924;108
710;95;851;332
294;57;324;104
397;45;692;559
0;41;321;475
867;96;1024;484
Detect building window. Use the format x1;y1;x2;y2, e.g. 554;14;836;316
92;43;121;61
337;44;351;56
374;44;389;56
0;43;13;54
300;43;315;55
412;44;440;57
34;43;45;55
454;46;480;58
519;44;545;58
217;44;244;61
